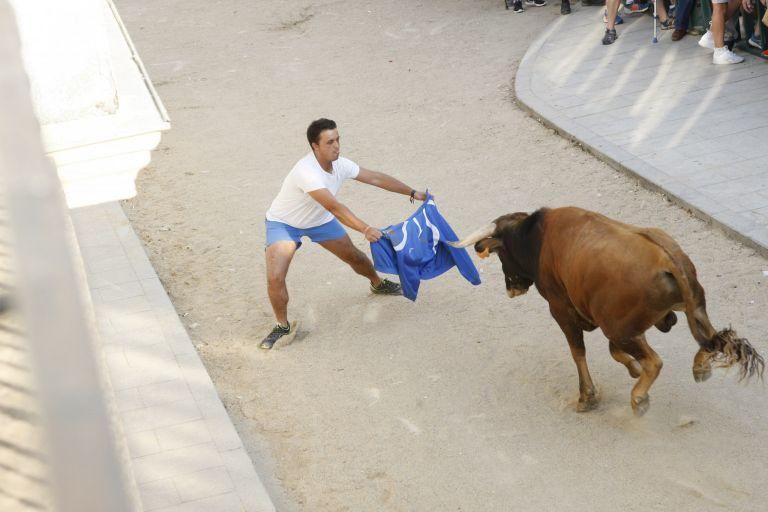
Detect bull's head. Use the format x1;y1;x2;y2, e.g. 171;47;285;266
449;213;534;298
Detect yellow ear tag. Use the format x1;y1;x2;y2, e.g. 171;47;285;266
478;247;491;259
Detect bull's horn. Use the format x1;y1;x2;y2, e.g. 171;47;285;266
447;223;496;248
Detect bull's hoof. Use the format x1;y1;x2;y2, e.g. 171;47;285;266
627;361;642;379
577;395;599;412
631;395;650;416
693;366;712;383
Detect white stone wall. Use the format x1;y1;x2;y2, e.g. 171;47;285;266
6;0;169;208
10;0;118;124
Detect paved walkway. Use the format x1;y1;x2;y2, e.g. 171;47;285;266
71;202;275;512
516;7;768;254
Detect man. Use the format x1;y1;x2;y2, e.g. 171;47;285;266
260;118;427;349
698;0;744;64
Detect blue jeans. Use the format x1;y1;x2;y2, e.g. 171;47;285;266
674;0;694;30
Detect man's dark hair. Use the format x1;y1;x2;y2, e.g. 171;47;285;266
306;118;337;146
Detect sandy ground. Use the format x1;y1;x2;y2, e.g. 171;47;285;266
119;1;768;510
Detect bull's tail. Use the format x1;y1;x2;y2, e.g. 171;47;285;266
637;229;765;381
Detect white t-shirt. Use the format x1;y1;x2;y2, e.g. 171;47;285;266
266;152;360;228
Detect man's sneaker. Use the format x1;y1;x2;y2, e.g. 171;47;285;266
525;0;547;6
630;1;649;13
602;28;618;45
512;0;524;12
259;321;297;350
748;34;762;49
560;0;571;14
370;278;402;295
712;46;744;65
698;29;714;50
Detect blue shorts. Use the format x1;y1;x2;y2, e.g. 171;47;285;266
265;218;347;248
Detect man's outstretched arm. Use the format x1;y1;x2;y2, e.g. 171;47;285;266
308;188;383;241
355;168;427;200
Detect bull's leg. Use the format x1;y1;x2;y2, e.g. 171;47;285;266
609;342;642;378
692;348;712;382
614;335;663;416
568;331;599;412
551;306;598;412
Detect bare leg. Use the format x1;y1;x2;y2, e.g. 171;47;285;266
609;342;642;378
606;0;620;30
265;241;298;325
711;0;742;47
318;235;382;287
656;1;669;22
711;3;727;47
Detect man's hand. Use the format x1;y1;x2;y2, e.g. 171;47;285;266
363;226;383;242
413;190;428;201
743;0;754;12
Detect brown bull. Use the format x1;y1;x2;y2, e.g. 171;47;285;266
451;207;764;416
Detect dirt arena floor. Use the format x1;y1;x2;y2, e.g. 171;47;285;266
119;1;768;510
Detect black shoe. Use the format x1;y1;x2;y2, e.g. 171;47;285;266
561;0;571;14
526;0;547;5
259;321;296;350
370;278;402;296
512;0;524;12
602;28;618;45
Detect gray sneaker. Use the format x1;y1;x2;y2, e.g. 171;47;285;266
259;321;297;350
370;278;402;296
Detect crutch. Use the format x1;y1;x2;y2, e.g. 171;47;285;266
652;0;659;43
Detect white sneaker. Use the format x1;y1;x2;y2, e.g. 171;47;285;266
712;46;744;65
698;30;714;50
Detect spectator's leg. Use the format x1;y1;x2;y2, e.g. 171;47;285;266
711;1;727;48
713;0;744;48
606;0;621;29
657;1;669;22
674;0;692;28
672;0;692;40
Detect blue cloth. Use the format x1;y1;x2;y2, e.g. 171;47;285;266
371;195;481;301
265;218;346;248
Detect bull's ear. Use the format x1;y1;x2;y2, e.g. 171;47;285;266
474;238;503;259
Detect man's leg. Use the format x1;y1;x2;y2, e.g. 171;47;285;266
603;0;621;44
260;240;299;350
712;0;743;47
710;0;744;63
318;235;402;295
672;0;692;40
318;235;381;286
265;241;298;325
